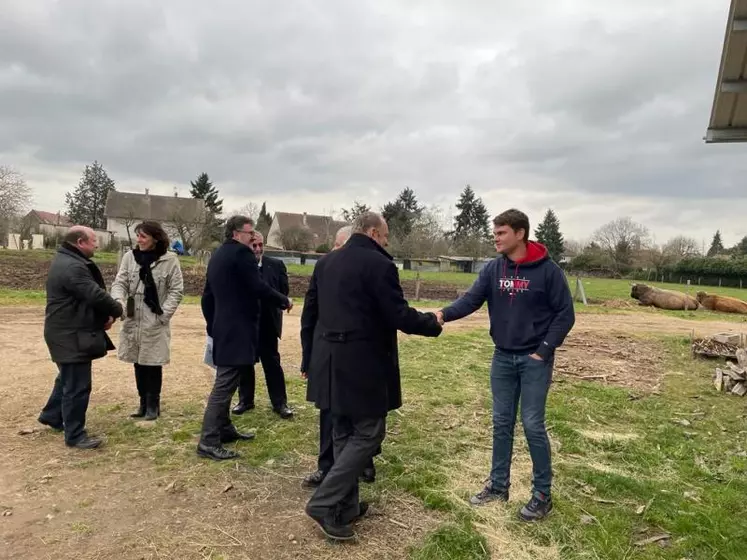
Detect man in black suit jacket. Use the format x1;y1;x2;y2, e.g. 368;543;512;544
198;216;292;461
232;232;293;419
302;212;442;541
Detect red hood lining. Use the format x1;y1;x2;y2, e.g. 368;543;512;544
511;241;548;264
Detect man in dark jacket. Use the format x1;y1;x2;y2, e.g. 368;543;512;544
436;208;575;522
303;212;442;541
232;232;293;419
197;216;293;461
38;226;124;449
300;225;377;489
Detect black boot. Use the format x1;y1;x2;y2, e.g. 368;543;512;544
130;366;146;418
144;394;159;421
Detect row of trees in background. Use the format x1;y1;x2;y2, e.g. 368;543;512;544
4;160;747;286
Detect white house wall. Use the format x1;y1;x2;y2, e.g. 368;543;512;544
267;218;283;248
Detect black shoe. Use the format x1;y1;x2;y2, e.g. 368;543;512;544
360;466;376;484
302;469;327;489
130;396;146;418
469;484;510;505
306;511;355;541
196;443;240;461
67;436;102;450
143;394;159;421
38;415;63;432
519;492;553;522
273;403;294;419
232;402;255;415
220;429;255;443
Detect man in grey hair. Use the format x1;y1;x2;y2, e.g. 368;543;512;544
302;212;442;540
301;224;377;489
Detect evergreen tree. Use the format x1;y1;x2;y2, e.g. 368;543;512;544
451;185;490;242
707;230;724;257
382;187;423;238
189;173;223;215
734;235;747;256
65;161;116;229
535;209;565;261
257;202;273;236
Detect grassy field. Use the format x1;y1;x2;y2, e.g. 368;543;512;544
48;328;747;559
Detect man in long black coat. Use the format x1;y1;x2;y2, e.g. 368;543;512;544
39;226;123;449
197;216;292;461
300;225;377;488
232;232;293;418
303;212;442;540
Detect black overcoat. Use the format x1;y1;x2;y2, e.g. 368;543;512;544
202;240;289;366
301;233;442;418
43;244;123;364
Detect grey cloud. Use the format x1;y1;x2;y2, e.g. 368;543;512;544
0;0;743;214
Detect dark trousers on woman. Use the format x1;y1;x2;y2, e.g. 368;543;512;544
133;363;162;418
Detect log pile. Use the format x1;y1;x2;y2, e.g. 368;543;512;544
713;349;747;397
692;332;743;359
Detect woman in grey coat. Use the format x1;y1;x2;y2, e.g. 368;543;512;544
111;221;184;420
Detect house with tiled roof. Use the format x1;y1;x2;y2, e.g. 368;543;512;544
267;212;348;251
23;210;74;237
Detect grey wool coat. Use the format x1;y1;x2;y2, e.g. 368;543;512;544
111;250;184;366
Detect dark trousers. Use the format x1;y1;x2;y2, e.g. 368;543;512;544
237;333;287;408
306;415;386;524
200;365;250;447
318;409;376;474
134;364;162;396
39;362;93;445
489;350;554;495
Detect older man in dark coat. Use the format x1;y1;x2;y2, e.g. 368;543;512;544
38;226;123;449
197;215;292;461
303;212;442;541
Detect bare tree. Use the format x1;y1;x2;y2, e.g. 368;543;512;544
279;226;314;251
228;202;260;222
168;206;210;253
0;166;33;245
593;217;650;272
662;235;701;259
390;206;451;258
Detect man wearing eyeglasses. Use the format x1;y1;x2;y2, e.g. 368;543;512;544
232;231;293;419
197;216;293;461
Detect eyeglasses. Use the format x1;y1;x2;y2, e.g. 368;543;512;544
252;242;264;248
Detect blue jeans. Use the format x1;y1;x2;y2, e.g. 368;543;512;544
489;349;553;495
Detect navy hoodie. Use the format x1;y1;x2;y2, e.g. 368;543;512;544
442;241;575;360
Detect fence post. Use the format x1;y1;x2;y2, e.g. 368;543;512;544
741;279;743;290
415;272;421;301
719;277;722;287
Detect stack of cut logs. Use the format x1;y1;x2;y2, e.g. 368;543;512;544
713;348;747;397
692;332;743;359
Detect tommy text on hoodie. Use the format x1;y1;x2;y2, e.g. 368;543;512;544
441;241;575;360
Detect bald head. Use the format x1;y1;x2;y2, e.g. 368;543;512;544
64;225;98;257
333;225;352;250
352;212;389;248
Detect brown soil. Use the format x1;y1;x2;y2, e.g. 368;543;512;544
0;253;462;301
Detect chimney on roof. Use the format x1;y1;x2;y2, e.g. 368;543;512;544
302;212;307;226
145;188;149;195
174;187;178;197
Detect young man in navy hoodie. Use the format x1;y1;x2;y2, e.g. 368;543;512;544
436;208;574;521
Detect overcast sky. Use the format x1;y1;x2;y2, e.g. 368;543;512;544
1;0;744;247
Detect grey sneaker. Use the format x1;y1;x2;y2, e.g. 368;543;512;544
469;484;509;505
519;492;553;521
